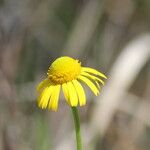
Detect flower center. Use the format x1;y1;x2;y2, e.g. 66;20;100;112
47;56;81;84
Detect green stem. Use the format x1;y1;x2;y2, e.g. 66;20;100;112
71;107;83;150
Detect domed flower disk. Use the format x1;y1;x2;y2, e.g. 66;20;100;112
37;56;107;111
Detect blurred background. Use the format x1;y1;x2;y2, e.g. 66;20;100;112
0;0;150;150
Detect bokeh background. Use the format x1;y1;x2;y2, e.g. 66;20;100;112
0;0;150;150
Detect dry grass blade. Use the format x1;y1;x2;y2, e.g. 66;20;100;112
89;34;150;137
63;0;105;57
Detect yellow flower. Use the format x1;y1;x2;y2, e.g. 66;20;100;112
37;56;107;111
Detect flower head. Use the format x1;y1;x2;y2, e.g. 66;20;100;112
37;56;107;111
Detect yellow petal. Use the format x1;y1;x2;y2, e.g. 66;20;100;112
48;85;61;111
72;80;86;106
78;75;99;96
38;86;54;109
82;67;107;79
67;82;78;106
81;71;104;85
95;81;100;88
62;83;70;105
36;78;50;92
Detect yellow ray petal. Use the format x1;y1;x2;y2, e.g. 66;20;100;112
62;83;70;105
38;86;54;109
95;81;100;88
48;85;61;111
67;82;78;106
82;67;107;79
81;71;104;85
78;75;99;96
72;80;86;106
36;78;50;92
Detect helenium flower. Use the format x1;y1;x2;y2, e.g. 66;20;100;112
37;56;107;111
